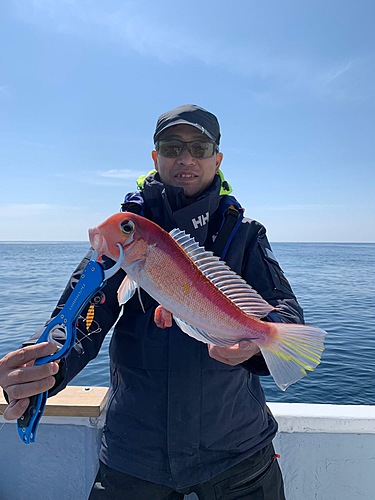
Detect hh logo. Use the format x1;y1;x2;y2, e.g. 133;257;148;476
192;212;209;229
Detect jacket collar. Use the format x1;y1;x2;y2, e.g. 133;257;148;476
142;172;222;246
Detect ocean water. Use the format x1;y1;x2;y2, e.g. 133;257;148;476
0;241;374;405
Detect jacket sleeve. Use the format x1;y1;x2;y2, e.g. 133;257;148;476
239;220;304;375
22;249;125;397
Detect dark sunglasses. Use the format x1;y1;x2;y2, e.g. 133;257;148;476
156;139;219;159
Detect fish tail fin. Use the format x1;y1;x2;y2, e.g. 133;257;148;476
259;323;326;391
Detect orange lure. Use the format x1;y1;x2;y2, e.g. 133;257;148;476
89;212;326;390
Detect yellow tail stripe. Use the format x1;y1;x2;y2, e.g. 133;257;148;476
269;348;315;371
283;341;322;363
284;335;325;349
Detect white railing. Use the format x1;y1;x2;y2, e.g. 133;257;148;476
1;389;374;500
269;403;375;500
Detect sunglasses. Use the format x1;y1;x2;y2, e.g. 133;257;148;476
156;139;219;159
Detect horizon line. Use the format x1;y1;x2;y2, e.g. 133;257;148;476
1;240;374;245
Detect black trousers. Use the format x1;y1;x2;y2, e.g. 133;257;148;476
89;443;286;500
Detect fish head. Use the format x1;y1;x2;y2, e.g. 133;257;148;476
89;212;150;262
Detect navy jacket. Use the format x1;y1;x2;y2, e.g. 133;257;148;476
24;173;304;489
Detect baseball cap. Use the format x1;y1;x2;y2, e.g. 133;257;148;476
153;104;221;145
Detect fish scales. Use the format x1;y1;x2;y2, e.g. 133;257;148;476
140;237;271;342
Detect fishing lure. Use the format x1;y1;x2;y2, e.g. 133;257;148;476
85;304;95;330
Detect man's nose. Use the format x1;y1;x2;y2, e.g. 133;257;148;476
177;145;195;164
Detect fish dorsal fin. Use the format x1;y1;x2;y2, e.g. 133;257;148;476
169;228;274;319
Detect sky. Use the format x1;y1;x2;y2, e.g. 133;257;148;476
0;0;374;242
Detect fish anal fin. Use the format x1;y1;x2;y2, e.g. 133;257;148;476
173;316;234;346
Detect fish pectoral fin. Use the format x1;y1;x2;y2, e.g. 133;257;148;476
117;275;138;305
173;316;234;347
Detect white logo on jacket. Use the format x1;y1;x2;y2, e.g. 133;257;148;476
192;212;209;229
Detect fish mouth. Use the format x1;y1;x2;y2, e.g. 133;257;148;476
88;228;108;256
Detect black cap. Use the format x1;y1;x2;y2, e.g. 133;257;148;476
153;104;221;145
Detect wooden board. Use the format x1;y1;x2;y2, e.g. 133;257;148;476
0;386;109;418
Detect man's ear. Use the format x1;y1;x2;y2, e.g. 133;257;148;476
152;150;158;171
215;152;223;173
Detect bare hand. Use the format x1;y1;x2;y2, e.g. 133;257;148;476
0;342;59;420
154;305;173;329
208;341;261;366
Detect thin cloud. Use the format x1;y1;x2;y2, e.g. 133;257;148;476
22;140;53;147
100;169;142;180
82;179;138;187
319;61;353;86
0;203;54;218
0;85;11;96
54;168;141;186
12;1;192;62
0;203;83;217
11;0;362;101
0;202;111;241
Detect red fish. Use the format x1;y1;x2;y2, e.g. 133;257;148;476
89;212;326;391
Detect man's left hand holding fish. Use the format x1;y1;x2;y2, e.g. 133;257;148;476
208;341;261;366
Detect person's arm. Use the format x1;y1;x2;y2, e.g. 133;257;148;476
0;249;124;419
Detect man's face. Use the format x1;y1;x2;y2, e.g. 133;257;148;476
152;124;223;198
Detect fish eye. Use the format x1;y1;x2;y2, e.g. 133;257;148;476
120;220;135;235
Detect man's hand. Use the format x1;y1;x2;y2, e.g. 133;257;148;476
208;341;261;366
0;342;59;421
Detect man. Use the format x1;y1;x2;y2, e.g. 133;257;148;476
0;105;303;499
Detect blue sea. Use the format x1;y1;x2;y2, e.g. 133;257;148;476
0;242;374;405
